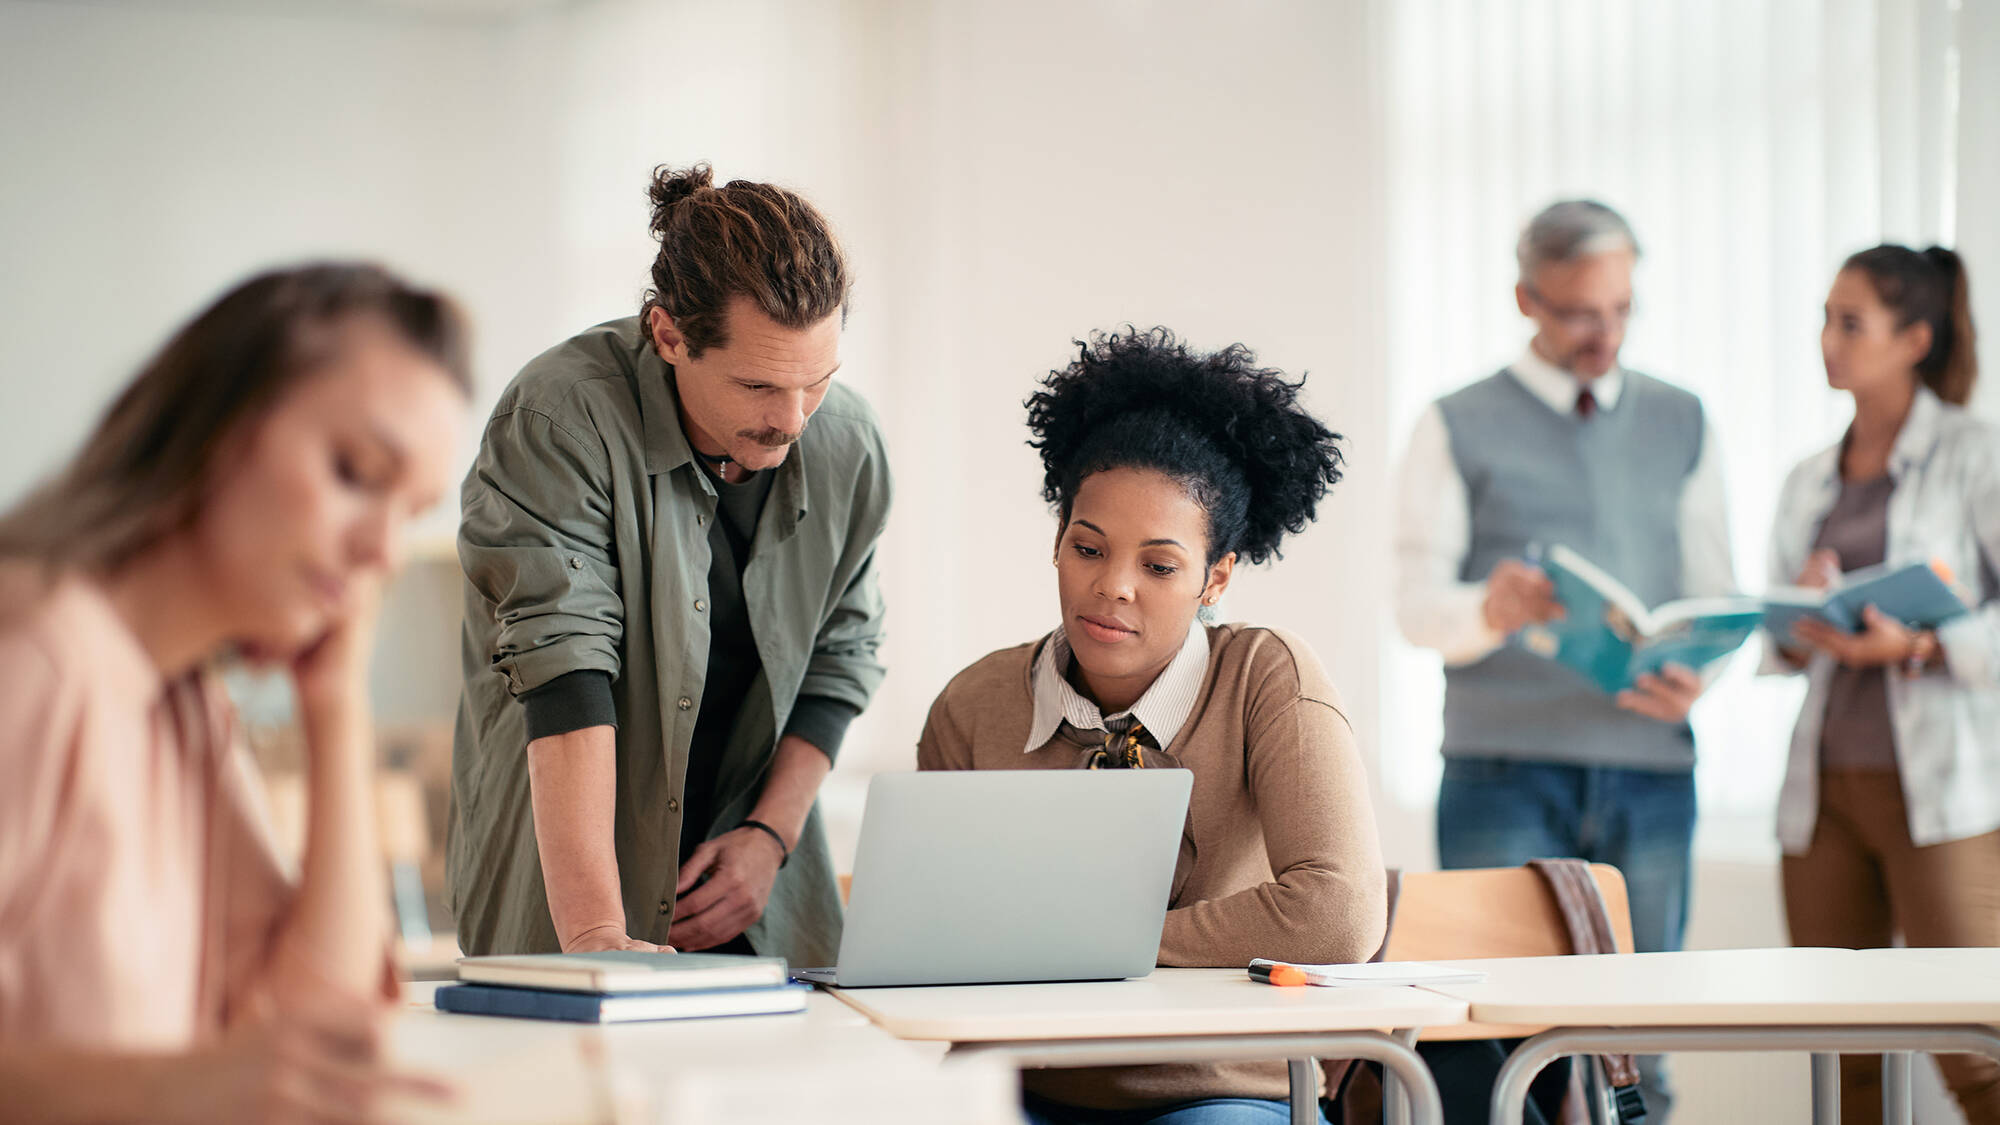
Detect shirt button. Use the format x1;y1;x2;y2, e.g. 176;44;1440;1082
658;901;671;915
567;556;582;570
678;697;693;711
696;514;707;526
694;599;706;612
668;798;681;813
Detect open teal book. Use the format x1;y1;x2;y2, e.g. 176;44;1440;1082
1763;560;1971;640
1516;545;1764;695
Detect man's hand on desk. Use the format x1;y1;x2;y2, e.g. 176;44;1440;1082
561;922;673;955
668;826;786;951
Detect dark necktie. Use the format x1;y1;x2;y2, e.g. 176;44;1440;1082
1576;387;1597;419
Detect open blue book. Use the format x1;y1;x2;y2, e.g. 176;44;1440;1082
1763;560;1971;640
1516;545;1763;695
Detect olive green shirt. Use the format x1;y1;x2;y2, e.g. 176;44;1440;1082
445;317;891;963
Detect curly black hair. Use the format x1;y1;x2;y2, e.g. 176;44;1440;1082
1024;327;1345;567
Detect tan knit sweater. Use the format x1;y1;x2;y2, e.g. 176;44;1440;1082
916;624;1387;1110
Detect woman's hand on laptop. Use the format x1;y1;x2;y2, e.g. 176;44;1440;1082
668;828;784;951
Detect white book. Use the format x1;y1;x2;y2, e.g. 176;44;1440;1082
456;950;788;994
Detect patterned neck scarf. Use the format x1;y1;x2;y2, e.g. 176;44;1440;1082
1079;719;1176;770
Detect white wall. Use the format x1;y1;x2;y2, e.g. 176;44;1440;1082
0;0;875;717
815;0;1399;853
0;1;572;521
1961;0;2000;422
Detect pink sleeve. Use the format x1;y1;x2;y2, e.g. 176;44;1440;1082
0;632;82;939
195;678;400;1026
189;677;300;1028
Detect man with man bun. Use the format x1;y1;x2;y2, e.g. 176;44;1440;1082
448;165;889;966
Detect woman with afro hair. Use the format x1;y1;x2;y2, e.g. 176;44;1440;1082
917;328;1387;1125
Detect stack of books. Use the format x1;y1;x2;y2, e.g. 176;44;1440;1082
434;951;808;1024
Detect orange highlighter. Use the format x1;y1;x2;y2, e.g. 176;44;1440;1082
1248;960;1312;987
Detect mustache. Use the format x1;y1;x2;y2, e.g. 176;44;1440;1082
739;425;802;448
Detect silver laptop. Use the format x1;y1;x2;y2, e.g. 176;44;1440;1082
795;769;1192;988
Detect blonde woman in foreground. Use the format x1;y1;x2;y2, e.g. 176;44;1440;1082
0;264;469;1123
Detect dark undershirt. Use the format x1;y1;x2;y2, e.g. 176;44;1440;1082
1813;472;1898;773
678;467;775;863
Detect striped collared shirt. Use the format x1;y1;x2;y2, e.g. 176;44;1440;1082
1022;623;1211;753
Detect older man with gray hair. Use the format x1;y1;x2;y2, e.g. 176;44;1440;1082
1393;200;1735;1123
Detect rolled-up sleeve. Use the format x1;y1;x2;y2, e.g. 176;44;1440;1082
459;406;624;697
783;695;860;761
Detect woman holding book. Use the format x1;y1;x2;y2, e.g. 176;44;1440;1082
917;328;1386;1125
1768;245;2000;1122
0;264;469;1123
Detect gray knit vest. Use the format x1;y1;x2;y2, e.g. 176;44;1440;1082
1436;368;1706;771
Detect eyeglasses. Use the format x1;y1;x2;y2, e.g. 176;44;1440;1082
1524;285;1635;334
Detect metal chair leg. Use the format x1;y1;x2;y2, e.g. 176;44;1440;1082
1288;1059;1317;1125
1882;1051;1913;1125
1811;1052;1841;1125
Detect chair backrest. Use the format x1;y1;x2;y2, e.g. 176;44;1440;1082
1382;863;1634;1041
1385;862;1635;959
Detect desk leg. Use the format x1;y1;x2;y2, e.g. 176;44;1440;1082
1289;1059;1316;1125
1385;1028;1420;1125
1882;1051;1913;1125
1487;1027;2000;1125
949;1031;1443;1125
1811;1052;1841;1124
1581;1055;1612;1125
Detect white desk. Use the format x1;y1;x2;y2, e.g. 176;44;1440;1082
1853;946;2000;1116
1422;948;2000;1125
827;968;1469;1125
388;981;1018;1125
1857;945;2000;982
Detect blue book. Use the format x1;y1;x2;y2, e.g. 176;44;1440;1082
1516;545;1764;695
433;981;810;1024
1762;560;1971;640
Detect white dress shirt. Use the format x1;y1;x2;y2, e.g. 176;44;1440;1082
1394;348;1738;667
1023;622;1210;753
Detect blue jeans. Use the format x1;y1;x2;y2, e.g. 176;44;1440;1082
1436;756;1696;1122
1022;1095;1327;1125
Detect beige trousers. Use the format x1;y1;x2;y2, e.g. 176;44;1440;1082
1783;770;2000;1125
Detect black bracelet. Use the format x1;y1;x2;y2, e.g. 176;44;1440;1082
740;819;790;867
